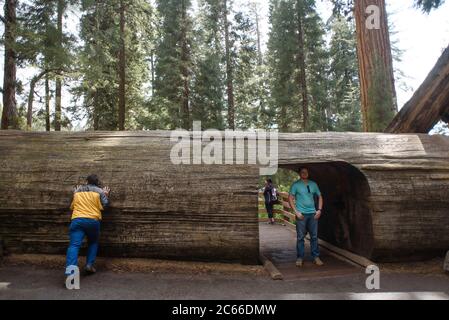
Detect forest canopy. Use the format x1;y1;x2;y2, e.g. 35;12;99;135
0;0;446;133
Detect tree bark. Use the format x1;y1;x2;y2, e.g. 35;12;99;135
54;0;64;132
385;45;449;133
45;75;51;132
354;0;397;132
296;0;309;132
224;0;235;130
150;50;155;97
118;0;126;131
1;0;19;130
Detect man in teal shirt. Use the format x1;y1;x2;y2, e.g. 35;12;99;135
289;167;324;267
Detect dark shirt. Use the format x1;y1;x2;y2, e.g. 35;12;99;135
263;184;274;204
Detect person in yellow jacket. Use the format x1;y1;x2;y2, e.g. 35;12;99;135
65;174;110;277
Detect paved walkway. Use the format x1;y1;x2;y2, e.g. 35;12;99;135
259;222;362;280
1;263;448;300
0;223;448;299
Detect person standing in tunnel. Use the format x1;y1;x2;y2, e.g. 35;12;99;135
65;174;110;281
263;178;278;224
289;167;324;267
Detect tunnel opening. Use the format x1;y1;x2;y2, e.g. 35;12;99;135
275;162;375;259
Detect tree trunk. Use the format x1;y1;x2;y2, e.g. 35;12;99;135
54;0;64;132
224;0;235;130
1;0;19;130
252;2;263;66
150;50;155;97
118;0;126;131
385;45;449;133
296;0;309;132
180;0;191;130
93;0;101;132
280;105;288;133
45;75;51;132
27;70;53;130
93;91;99;131
354;0;397;132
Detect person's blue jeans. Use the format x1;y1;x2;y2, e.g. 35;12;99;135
65;218;100;275
296;214;320;260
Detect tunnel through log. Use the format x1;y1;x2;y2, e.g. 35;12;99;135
280;162;374;258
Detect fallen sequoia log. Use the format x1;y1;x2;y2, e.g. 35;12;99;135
0;131;449;263
386;45;449;133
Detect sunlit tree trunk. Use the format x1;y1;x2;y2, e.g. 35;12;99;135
354;0;397;132
1;0;19;130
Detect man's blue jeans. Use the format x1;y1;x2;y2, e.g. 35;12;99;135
296;214;320;260
65;218;100;275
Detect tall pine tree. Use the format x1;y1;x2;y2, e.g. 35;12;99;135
154;0;193;130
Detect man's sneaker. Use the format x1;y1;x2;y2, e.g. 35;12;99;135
296;259;304;267
84;265;97;275
313;258;324;266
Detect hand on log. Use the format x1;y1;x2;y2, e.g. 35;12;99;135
103;186;111;197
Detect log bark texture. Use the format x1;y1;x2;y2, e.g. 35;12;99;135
0;131;449;263
0;131;260;264
385;45;449;134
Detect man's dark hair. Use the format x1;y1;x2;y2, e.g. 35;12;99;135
87;174;100;187
299;167;309;173
266;178;273;184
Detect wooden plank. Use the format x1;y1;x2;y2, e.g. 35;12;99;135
281;201;291;210
279;209;296;222
284;220;297;233
318;239;375;268
259;254;283;280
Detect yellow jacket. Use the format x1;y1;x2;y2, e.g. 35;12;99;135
71;185;109;221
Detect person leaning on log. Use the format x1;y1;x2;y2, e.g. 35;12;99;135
65;174;110;280
288;167;324;268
